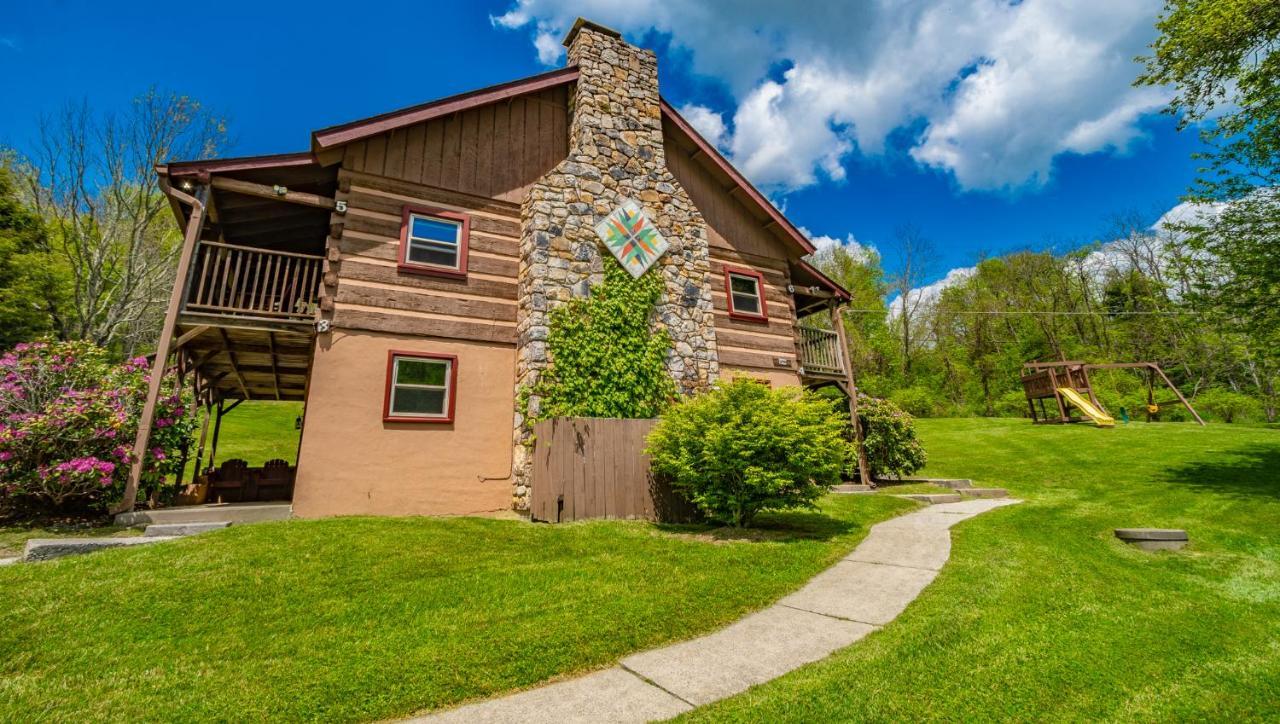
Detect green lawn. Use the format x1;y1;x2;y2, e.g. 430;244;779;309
684;419;1280;721
0;492;910;721
182;400;303;477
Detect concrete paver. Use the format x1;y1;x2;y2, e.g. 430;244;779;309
620;604;875;706
412;497;1021;722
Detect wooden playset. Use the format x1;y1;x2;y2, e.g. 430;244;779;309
1020;361;1204;427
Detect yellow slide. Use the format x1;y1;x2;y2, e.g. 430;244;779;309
1058;388;1116;427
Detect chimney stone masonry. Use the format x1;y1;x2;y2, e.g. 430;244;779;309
511;19;719;510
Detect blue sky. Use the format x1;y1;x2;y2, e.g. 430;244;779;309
0;0;1206;285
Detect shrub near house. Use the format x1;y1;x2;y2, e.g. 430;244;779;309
647;379;849;527
0;340;194;511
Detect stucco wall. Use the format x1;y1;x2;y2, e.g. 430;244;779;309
292;330;514;517
721;365;802;389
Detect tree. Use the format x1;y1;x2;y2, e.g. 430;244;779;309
19;89;225;356
1137;0;1280;201
0;161;67;348
887;224;934;374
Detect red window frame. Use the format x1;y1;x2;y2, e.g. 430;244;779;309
723;265;769;322
397;205;470;279
382;350;458;424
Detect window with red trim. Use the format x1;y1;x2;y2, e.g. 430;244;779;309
724;267;768;321
383;351;457;423
398;206;469;278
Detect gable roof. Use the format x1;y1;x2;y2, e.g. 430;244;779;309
164;62;846;298
311;66;580;152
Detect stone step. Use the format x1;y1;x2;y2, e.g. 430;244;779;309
0;557;19;567
23;536;177;562
959;488;1008;499
115;501;291;527
891;477;973;489
894;493;964;504
144;521;232;537
1115;528;1188;551
831;484;875;494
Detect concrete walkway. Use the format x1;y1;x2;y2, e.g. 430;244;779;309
414;497;1020;723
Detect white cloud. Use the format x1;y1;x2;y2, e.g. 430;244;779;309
798;225;877;261
888;266;977;318
678;103;727;149
493;0;1170;192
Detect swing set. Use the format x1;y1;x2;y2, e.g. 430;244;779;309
1020;361;1205;427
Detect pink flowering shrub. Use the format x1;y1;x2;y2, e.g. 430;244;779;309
0;340;196;510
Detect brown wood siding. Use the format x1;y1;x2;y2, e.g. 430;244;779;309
325;168;520;345
665;135;802;375
341;86;569;204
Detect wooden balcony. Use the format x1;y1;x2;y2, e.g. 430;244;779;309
796;324;845;379
182;241;323;326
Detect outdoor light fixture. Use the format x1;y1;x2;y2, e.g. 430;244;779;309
179;179;194;191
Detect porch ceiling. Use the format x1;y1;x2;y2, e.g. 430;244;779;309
180;323;313;402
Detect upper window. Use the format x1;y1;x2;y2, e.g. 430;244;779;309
398;207;469;278
383;352;457;423
724;267;768;321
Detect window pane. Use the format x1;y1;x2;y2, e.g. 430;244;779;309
407;241;458;268
730;275;758;295
732;293;760;314
396;358;448;386
391;387;446;416
411;216;460;244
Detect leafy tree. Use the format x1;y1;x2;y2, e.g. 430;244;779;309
0;163;67;348
19;89;225;356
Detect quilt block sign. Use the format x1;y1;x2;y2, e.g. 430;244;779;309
594;198;669;278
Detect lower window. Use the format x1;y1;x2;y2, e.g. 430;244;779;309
383;351;457;423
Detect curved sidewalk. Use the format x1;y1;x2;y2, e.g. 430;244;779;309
415;497;1020;723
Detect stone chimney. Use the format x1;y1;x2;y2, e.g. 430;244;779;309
510;19;718;510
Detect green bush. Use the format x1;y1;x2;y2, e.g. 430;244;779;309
646;379;848;527
1195;388;1261;423
888;386;941;417
860;397;928;479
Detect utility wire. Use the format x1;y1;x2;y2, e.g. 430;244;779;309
841;308;1206;316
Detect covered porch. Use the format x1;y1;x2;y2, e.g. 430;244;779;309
121;153;343;513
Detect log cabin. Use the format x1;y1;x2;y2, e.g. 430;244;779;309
127;19;855;517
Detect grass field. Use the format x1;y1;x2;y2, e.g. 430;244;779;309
3;417;1277;721
181;400;303;477
0;485;909;721
683;419;1280;721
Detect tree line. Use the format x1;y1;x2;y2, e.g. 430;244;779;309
0;90;225;357
813;0;1279;423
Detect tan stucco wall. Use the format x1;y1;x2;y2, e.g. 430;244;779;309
292;330;515;518
721;365;802;389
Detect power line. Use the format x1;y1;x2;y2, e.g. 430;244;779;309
843;308;1207;317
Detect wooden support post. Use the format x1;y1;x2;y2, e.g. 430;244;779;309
192;398;212;479
169;325;211;354
1047;367;1068;422
1150;364;1205;425
114;185;206;514
209;398;225;470
267;332;282;401
831;305;872;487
219;328;251;399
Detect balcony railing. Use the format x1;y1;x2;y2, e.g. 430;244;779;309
796;324;845;377
184;242;323;322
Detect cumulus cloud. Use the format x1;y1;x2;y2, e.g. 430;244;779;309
678;103;728;149
798;226;877;262
493;0;1169;192
888;266;978;319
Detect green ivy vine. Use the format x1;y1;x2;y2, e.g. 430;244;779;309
527;259;675;420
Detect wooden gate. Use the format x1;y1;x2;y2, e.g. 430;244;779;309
529;417;698;523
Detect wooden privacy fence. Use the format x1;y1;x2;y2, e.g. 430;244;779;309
529;417;698;523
